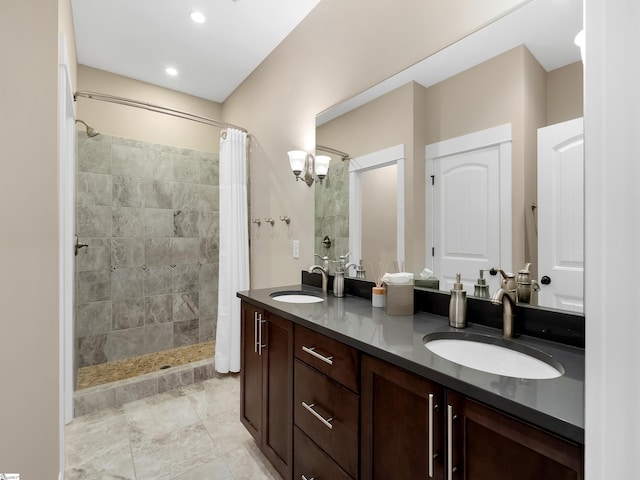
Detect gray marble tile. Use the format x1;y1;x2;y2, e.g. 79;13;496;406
199;263;218;291
221;443;278;480
114;377;158;406
70;393;120;429
197;152;218;186
144;209;174;237
173;183;199;211
171;238;202;265
131;422;218;480
145;237;172;265
76;301;112;336
76;334;108;367
173;293;199;322
112;297;145;330
75;238;111;271
174;210;200;237
77;269;112;303
174;319;200;347
77;205;112;237
65;440;136;480
198;185;218;211
144;266;174;296
77;135;112;174
198;290;217;317
193;363;216;383
158;369;195;394
111;237;145;267
201;409;253;458
112;143;146;178
145;150;174;181
112;207;144;237
144;294;173;324
144;179;173;209
111;267;144;300
144;322;173;353
103;326;145;361
199;316;216;342
173;457;233;480
200;237;218;263
173;264;200;293
173;154;200;183
112;175;144;207
197;211;218;239
77;172;112;206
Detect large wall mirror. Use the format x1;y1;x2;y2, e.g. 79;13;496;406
315;0;584;313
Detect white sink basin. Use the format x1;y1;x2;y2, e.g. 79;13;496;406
270;291;325;304
424;332;564;379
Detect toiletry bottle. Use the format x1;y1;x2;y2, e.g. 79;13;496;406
449;273;467;328
473;269;490;298
516;263;539;304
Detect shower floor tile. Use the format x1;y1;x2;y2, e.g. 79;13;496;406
77;341;215;390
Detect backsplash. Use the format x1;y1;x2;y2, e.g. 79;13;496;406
75;133;220;370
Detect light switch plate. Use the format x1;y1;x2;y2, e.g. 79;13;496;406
293;240;300;259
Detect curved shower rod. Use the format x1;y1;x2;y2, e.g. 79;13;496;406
74;90;248;133
316;144;350;161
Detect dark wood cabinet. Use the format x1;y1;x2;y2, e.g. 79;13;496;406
240;299;584;480
446;390;583;480
240;301;293;479
361;354;445;480
360;354;583;480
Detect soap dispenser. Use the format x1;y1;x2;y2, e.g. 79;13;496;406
449;273;467;328
516;263;540;304
473;269;491;298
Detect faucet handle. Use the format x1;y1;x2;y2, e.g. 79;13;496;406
315;253;329;270
497;269;516;290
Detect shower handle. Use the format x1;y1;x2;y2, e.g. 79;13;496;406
74;235;89;256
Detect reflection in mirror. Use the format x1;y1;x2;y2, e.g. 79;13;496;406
315;0;583;313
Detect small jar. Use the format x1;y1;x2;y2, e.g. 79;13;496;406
372;286;386;307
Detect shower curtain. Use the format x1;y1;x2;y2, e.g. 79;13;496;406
215;128;249;373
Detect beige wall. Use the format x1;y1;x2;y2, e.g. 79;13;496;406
77;66;223;153
223;0;530;288
547;61;584;125
0;0;62;477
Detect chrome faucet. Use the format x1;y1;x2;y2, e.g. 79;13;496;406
491;269;517;338
308;264;329;294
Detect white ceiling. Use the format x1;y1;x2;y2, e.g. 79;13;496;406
71;0;322;103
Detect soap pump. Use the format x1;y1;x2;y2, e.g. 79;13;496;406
449;273;467;328
473;269;491;298
516;262;540;304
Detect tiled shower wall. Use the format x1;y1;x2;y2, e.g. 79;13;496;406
315;158;349;262
75;132;219;372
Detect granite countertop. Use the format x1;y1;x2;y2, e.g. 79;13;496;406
238;284;585;444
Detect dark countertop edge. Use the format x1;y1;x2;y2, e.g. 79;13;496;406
237;287;585;445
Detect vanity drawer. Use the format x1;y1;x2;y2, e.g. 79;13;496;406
295;324;359;393
294;426;353;480
294;359;359;478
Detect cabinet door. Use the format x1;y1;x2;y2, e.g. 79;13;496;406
361;355;444;480
262;312;294;479
446;390;583;480
240;302;262;443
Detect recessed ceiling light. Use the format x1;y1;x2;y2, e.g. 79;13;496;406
190;11;206;23
165;67;178;76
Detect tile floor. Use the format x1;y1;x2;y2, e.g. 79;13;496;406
65;374;280;480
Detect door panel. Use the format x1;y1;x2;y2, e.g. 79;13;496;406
537;118;584;312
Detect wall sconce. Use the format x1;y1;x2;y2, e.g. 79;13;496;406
287;150;331;186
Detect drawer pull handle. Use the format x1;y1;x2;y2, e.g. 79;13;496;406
302;401;333;430
301;476;315;480
301;345;334;365
429;393;435;478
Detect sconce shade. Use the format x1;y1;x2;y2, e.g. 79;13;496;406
315;155;331;182
288;150;307;178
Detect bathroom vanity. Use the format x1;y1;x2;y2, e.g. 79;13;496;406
238;284;584;480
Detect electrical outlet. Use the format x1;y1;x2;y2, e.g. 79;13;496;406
293;240;300;259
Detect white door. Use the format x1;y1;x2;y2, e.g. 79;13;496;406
537;118;584;312
426;124;512;291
